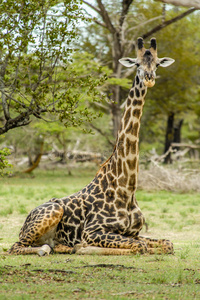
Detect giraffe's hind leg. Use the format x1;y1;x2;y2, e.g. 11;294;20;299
73;243;136;255
8;201;64;256
138;237;174;254
53;244;73;254
81;229;148;255
73;229;173;255
72;237;173;256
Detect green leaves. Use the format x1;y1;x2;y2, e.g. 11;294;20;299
0;0;107;135
0;146;12;176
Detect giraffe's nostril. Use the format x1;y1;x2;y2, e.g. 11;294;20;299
145;50;151;55
145;74;151;80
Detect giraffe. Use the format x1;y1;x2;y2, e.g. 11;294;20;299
9;37;175;256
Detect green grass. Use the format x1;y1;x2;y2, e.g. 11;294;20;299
0;253;200;299
0;166;200;299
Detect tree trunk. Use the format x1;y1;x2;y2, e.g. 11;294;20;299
110;85;122;138
173;119;184;151
164;112;174;164
164;113;184;163
23;137;44;173
111;103;122;139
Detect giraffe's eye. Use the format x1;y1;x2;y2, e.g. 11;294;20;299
135;63;140;67
156;63;160;68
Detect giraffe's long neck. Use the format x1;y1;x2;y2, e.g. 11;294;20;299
108;73;147;196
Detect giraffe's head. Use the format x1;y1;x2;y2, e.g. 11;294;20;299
119;37;175;88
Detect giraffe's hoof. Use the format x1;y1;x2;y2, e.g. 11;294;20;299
37;244;51;256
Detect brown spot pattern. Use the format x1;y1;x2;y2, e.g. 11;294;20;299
126;139;137;156
124;107;131;128
123;161;128;179
132;122;139;136
128;174;136;191
132;109;141;119
129;89;134;98
118;175;127;187
115;199;126;209
118;134;125;158
127;97;132;106
117;158;122;177
127;157;137;170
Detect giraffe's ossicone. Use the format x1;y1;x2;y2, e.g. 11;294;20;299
9;38;175;256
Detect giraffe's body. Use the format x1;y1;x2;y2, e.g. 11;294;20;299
9;38;174;256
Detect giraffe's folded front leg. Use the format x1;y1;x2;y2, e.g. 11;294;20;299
138;236;174;254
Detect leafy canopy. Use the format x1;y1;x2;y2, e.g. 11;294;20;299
0;0;107;135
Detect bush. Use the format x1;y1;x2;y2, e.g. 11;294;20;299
0;147;12;176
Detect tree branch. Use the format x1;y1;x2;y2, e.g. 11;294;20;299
0;57;10;120
96;0;116;34
127;16;163;33
93;18;107;28
119;0;134;27
142;8;196;40
90;123;114;147
82;0;101;14
0;90;28;108
0;112;31;135
156;0;200;9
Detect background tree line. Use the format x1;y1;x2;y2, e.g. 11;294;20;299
0;0;200;174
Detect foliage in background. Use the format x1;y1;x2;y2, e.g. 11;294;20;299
79;0;200;154
0;145;11;176
0;0;200;170
0;0;107;136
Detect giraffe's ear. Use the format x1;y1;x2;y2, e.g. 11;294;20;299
157;57;175;68
119;58;137;67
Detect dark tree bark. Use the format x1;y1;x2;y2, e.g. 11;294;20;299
164;112;174;164
173;119;184;151
164;113;184;163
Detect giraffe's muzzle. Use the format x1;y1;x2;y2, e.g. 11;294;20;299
143;73;155;87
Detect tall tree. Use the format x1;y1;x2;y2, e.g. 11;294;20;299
0;0;105;135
